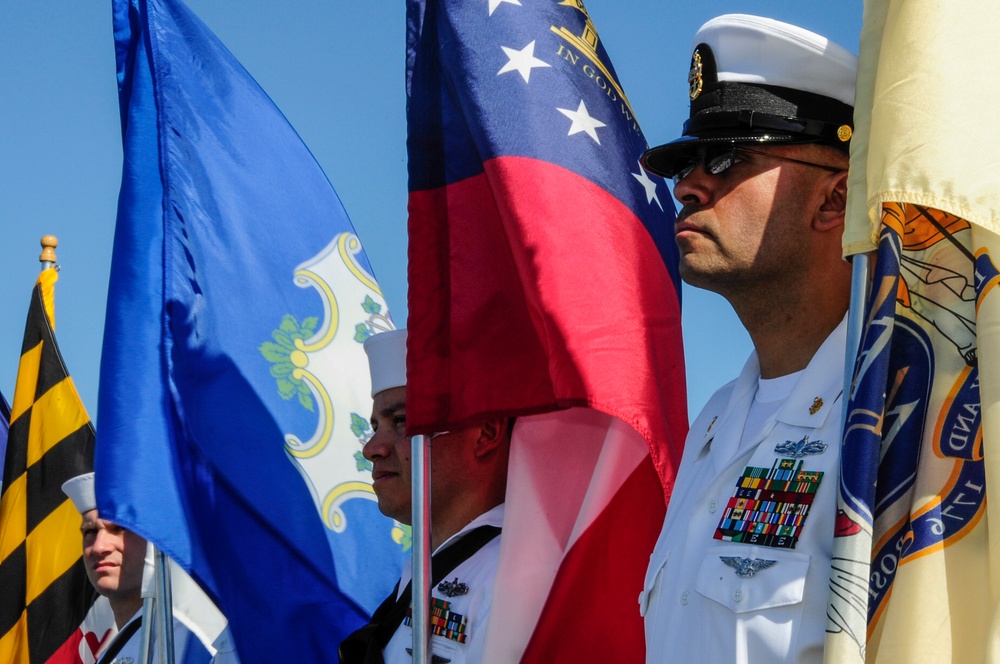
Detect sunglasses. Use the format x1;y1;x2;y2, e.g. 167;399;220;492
670;145;845;185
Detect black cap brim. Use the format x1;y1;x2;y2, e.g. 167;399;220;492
640;132;807;179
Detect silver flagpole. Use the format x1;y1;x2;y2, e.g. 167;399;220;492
138;594;156;664
841;254;872;432
411;434;432;664
139;541;157;664
154;548;176;664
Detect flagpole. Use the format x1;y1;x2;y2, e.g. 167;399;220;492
138;544;177;664
154;548;176;664
841;254;871;435
39;235;57;271
139;542;157;664
411;434;432;664
139;593;156;664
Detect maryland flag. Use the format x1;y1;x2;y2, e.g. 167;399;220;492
0;268;100;663
827;0;1000;661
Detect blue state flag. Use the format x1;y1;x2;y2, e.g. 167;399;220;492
97;0;406;660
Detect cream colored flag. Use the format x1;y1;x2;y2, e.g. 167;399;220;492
829;1;1000;662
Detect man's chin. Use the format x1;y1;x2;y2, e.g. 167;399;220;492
374;497;411;525
678;265;716;291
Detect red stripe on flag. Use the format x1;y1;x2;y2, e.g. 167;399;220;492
519;454;663;663
408;155;686;494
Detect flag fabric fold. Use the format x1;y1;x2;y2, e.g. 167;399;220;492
98;0;405;660
828;1;1000;661
405;1;687;660
0;269;100;664
0;390;9;486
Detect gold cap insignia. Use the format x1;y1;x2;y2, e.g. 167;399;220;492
837;124;853;142
688;49;704;100
809;397;824;415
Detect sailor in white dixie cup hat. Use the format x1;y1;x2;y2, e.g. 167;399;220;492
339;329;512;664
62;473;215;664
637;15;857;663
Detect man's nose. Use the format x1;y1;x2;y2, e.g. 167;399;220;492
362;429;391;461
91;529;114;553
672;165;713;206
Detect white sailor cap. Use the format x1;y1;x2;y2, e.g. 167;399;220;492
62;472;96;514
642;14;858;178
363;329;407;398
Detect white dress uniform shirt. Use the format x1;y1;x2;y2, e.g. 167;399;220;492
384;504;504;664
641;318;847;663
100;608;212;664
101;612;142;664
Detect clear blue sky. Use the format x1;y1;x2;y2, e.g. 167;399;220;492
0;1;862;423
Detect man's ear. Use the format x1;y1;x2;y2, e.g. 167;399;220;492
474;418;508;458
815;170;848;232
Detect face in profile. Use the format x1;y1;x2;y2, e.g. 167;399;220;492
671;144;845;297
363;386;494;528
81;509;147;603
363;386;412;523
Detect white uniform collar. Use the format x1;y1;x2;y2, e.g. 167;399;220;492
397;504;505;593
118;606;143;631
699;315;847;470
773;315;847;428
435;503;505;555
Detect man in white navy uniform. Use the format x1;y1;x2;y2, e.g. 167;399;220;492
339;329;510;664
637;15;856;663
62;473;213;664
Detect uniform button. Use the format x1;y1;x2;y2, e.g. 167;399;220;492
680;591;690;605
708;499;718;513
733;587;745;602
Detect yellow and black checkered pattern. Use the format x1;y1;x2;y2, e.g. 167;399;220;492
0;270;97;664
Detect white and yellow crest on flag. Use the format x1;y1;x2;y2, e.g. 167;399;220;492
830;0;1000;662
259;232;407;546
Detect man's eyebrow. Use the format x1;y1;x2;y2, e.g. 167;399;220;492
377;400;406;416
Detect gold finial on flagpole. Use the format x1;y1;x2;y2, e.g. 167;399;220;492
39;235;58;271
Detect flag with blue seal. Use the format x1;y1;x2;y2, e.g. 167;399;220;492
828;0;1000;659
